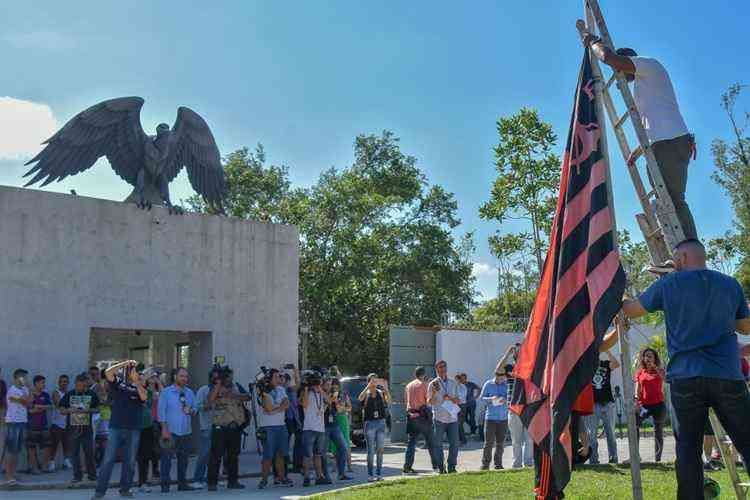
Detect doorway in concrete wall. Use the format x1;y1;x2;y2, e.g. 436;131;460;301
88;328;213;389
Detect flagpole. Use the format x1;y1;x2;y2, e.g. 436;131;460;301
584;4;644;500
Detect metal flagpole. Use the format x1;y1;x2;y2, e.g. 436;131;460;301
583;4;644;499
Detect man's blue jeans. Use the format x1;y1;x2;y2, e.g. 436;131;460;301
95;427;140;495
432;420;459;472
671;377;750;500
585;403;618;464
160;434;192;488
192;428;212;483
323;425;348;478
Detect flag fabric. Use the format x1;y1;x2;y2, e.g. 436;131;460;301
509;50;626;498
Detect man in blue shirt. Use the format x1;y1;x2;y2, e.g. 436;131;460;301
157;368;197;493
623;239;750;500
480;347;513;470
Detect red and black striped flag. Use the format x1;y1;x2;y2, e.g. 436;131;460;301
509;50;626;498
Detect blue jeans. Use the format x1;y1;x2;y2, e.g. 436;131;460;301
364;419;386;476
324;425;348;478
160;434;191;488
433;420;459;471
586;403;618;464
95;427;140;495
192;428;212;483
671;377;750;500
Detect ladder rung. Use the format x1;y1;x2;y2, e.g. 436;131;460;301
605;73;617;90
614;111;629;130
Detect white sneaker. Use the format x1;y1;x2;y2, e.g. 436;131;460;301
191;482;205;489
46;463;56;473
367;475;376;482
63;458;72;470
137;485;152;493
376;474;384;481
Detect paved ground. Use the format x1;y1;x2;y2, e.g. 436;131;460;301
1;433;674;500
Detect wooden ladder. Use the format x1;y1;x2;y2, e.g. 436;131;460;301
579;1;748;499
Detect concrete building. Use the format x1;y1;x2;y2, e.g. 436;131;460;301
0;185;299;390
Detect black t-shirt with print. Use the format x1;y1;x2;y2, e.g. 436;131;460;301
60;389;100;427
108;378;144;429
592;360;614;404
363;390;386;421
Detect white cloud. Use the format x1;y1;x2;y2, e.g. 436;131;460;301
472;262;498;279
4;31;76;51
0;97;59;160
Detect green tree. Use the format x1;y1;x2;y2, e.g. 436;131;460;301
711;83;750;295
480;108;561;275
185;145;292;223
191;133;476;375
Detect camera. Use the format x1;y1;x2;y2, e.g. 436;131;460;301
300;369;323;389
211;363;233;385
254;366;273;394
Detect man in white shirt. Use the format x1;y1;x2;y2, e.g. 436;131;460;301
3;369;33;486
581;30;697;241
429;360;460;473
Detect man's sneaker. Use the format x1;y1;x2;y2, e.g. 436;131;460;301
316;477;332;485
303;477;311;487
190;481;205;489
178;483;198;491
375;474;384;481
71;477;83;484
338;474;353;481
118;490;134;498
367;476;376;482
46;462;56;473
402;467;417;474
227;482;246;489
644;260;675;276
277;477;294;487
608;458;618;464
258;478;268;490
494;464;504;470
63;458;72;470
137;485;152;493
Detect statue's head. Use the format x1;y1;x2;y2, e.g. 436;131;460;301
156;123;170;136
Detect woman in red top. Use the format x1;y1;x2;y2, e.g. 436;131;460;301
634;348;667;462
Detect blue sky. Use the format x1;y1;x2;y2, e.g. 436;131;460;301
0;1;747;300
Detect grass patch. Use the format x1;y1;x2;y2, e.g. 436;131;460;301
316;464;746;499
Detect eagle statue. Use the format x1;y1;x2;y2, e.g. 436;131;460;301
23;96;227;214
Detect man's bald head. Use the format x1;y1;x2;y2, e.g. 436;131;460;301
673;238;707;270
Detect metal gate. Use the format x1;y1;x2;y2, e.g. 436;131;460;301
388;326;437;442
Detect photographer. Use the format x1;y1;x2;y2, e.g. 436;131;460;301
323;378;352;482
207;367;249;491
257;368;293;489
157;367;197;493
93;360;147;500
300;372;330;487
358;373;390;481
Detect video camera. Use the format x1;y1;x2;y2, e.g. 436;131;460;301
300;369;323;389
253;366;274;394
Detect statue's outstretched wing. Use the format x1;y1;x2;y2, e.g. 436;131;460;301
163;107;227;208
23;97;147;187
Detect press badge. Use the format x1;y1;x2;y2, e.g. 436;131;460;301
373;410;379;419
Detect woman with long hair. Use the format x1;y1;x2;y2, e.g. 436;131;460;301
634;348;667;462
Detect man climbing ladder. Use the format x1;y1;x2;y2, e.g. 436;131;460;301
580;28;698;243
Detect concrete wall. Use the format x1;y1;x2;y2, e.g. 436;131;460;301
0;185;299;386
